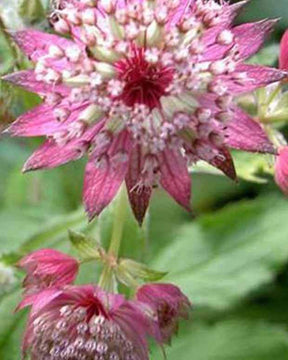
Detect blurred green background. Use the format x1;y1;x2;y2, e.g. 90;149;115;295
1;0;288;359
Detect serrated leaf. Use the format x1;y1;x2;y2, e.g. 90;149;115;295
151;195;288;310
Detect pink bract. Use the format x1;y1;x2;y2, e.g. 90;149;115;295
136;283;191;343
275;146;288;195
280;30;288;70
4;0;285;223
18;249;79;295
19;285;159;360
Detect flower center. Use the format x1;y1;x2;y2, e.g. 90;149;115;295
115;48;174;109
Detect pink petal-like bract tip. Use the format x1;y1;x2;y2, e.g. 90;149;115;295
275;146;288;195
6;0;283;222
18;249;79;295
136;283;191;344
20;285;159;360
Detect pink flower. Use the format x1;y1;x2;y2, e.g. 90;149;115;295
4;0;285;223
18;249;79;295
136;283;190;343
280;30;288;70
20;285;159;360
275;146;288;195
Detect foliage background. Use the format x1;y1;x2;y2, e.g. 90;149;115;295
1;0;288;359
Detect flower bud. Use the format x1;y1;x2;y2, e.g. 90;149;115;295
18;249;79;295
275;146;288;195
280;30;288;70
136;283;191;343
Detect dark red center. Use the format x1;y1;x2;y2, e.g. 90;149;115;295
115;47;174;109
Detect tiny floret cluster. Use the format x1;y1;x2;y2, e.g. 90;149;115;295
5;0;285;222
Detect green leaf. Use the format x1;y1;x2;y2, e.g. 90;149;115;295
0;209;87;265
239;0;288;30
18;0;45;23
0;289;25;360
232;151;273;183
248;44;279;66
118;258;167;282
151;320;288;360
68;230;101;261
151;195;288;310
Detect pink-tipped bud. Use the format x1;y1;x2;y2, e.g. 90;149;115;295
280;30;288;70
18;249;79;295
53;18;70;34
82;8;97;25
275;146;288;195
136;283;191;343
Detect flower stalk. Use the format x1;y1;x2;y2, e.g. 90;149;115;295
99;186;127;292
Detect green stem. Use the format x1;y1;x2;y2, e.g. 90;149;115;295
98;186;127;291
108;186;127;257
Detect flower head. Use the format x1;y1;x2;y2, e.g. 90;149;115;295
5;0;284;223
20;285;157;360
275;146;288;195
18;249;79;295
136;283;190;343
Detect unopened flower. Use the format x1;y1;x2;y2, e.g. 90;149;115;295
136;283;190;343
19;285;158;360
275;146;288;195
280;30;288;70
4;0;285;223
18;249;79;295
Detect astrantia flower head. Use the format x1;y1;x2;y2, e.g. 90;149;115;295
18;249;79;295
5;0;286;223
136;283;190;343
20;285;158;360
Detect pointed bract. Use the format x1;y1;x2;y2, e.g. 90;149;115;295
226;108;275;154
84;131;131;220
209;147;237;180
159;149;191;211
233;19;277;60
125;145;152;225
3;70;69;96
